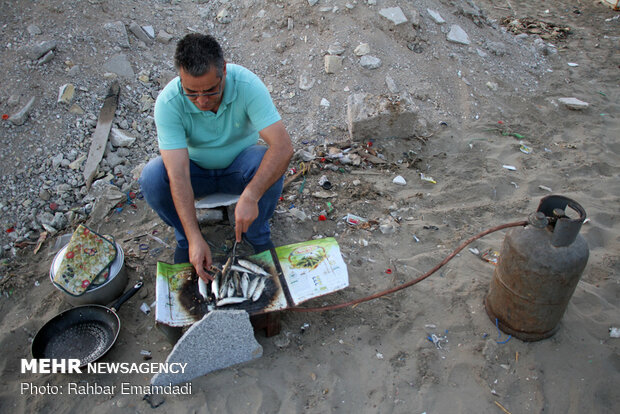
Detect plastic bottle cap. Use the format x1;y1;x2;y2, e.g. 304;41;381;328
318;215;327;221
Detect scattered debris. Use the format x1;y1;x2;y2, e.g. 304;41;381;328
501;17;571;41
558;97;589;110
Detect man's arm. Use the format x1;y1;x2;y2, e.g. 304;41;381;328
161;148;213;281
234;120;294;242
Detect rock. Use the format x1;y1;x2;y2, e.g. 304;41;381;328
8;97;36;126
299;72;315;90
485;41;507;56
69;104;84;115
37;211;55;227
103;21;130;48
393;175;407;186
50;212;68;232
156;30;174;44
216;9;233;24
105;151;124;169
128;22;153;44
385;74;399;93
140;95;155;112
56;183;72;194
51;153;64;169
103;54;134;78
57;84;75;104
131;163;146;181
69;104;84;114
456;0;486;26
533;38;557;56
23;40;57;60
354;43;370;56
151;311;262;386
410;9;421;27
110;128;136;147
324;55;343;74
379;7;408;25
7;95;20;107
68;65;81;77
360;55;382;69
116;147;130;158
347;93;426;141
87;181;125;223
142;25;155;39
68;154;86;170
558;97;589;110
37;50;55;65
486;81;498;91
427;9;445;24
447;25;470;45
39;189;51;201
27;25;42;36
138;72;150;83
327;42;345;55
272;332;291;349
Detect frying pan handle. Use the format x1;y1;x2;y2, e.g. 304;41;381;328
109;281;143;313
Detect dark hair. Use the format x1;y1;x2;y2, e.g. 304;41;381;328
174;33;225;77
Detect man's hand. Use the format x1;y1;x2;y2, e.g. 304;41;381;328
190;238;213;281
161;148;214;281
234;192;259;242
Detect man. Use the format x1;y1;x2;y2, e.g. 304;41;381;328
140;33;293;281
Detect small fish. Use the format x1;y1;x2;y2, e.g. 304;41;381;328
216;297;247;306
247;276;260;299
231;264;250;273
219;274;229;299
212;270;221;301
252;277;266;302
241;272;250;298
227;279;235;298
198;278;208;300
233;272;243;297
237;259;269;277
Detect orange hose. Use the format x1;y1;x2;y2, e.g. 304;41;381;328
289;220;528;312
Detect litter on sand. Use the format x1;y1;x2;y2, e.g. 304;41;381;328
420;173;437;184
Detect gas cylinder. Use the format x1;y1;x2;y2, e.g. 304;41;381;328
485;195;589;341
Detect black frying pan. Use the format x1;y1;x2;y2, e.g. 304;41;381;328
31;281;143;367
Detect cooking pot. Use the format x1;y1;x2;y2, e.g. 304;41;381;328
49;242;127;305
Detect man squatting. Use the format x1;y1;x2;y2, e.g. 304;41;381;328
140;34;293;281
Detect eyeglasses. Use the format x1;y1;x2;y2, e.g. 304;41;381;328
181;77;222;99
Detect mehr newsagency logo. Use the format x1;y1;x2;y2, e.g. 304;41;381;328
21;359;192;396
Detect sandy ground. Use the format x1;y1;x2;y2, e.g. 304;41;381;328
0;0;619;413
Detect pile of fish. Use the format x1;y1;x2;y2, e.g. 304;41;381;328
198;258;271;307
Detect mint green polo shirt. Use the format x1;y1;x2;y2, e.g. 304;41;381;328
154;64;281;169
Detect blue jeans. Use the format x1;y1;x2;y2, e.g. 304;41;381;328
139;145;283;249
